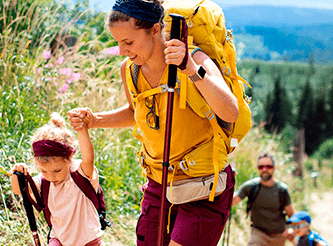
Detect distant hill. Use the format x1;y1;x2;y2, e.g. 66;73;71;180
89;2;333;65
218;5;333;64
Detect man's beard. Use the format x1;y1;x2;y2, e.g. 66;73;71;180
260;172;273;181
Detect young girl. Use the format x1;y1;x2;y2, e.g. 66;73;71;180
11;112;103;246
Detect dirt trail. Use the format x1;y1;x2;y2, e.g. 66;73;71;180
310;191;333;245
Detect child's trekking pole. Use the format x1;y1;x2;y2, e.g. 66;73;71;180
14;171;41;246
158;13;184;246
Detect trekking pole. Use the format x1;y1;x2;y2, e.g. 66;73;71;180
158;13;184;246
14;171;41;246
226;208;232;246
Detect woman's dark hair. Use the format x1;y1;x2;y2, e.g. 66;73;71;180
107;0;164;31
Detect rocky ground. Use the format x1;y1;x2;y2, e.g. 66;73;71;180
311;191;333;245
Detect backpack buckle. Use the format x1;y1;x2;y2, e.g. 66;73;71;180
222;67;231;76
179;160;189;170
206;111;215;120
160;84;169;92
168;165;175;171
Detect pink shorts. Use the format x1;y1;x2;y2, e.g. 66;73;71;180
49;237;101;246
136;165;235;246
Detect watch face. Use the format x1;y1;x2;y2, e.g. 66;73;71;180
189;65;206;82
198;66;206;78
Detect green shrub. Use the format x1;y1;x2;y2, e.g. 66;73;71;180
314;138;333;160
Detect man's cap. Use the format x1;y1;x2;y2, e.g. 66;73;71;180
287;211;311;224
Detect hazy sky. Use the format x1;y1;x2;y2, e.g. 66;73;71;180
88;0;333;12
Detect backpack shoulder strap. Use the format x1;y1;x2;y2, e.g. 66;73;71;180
41;176;52;228
276;181;288;211
246;178;261;214
24;173;44;212
133;63;140;91
70;171;111;230
70;171;102;212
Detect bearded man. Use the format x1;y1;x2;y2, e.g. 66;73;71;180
232;152;295;246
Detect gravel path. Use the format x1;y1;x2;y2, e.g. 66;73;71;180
310;191;333;245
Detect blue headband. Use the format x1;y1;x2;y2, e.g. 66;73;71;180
112;0;164;23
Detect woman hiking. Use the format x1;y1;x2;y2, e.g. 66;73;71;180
68;0;238;245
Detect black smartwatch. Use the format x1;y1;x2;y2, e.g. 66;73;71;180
188;65;206;82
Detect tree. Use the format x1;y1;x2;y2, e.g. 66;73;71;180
295;79;328;155
264;76;292;133
326;78;333;138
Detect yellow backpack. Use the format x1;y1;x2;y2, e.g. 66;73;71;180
163;0;252;155
126;0;252;201
163;0;252;201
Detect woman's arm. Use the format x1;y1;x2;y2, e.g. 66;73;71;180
67;59;136;131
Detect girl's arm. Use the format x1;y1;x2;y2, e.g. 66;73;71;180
67;60;135;131
76;118;95;179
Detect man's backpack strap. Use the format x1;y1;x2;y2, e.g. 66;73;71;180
246;179;261;215
276;181;288;214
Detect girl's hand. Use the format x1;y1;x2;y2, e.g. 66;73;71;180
11;162;29;176
11;163;29;195
67;107;94;131
164;39;187;67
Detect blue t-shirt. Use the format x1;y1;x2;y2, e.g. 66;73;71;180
297;231;329;246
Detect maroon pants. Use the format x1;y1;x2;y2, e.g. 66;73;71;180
137;165;235;246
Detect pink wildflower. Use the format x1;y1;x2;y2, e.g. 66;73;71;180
103;46;119;56
43;50;51;59
71;72;81;80
56;57;65;64
45;77;52;81
37;68;42;74
60;84;69;93
59;68;72;77
45;63;53;68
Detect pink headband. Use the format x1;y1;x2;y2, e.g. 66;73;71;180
32;140;76;157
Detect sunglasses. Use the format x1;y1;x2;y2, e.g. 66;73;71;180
289;224;308;230
258;165;274;170
145;95;159;130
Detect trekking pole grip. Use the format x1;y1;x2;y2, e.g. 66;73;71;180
168;14;184;88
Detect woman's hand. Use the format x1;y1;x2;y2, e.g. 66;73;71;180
67;108;94;131
164;39;187;67
164;39;200;79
